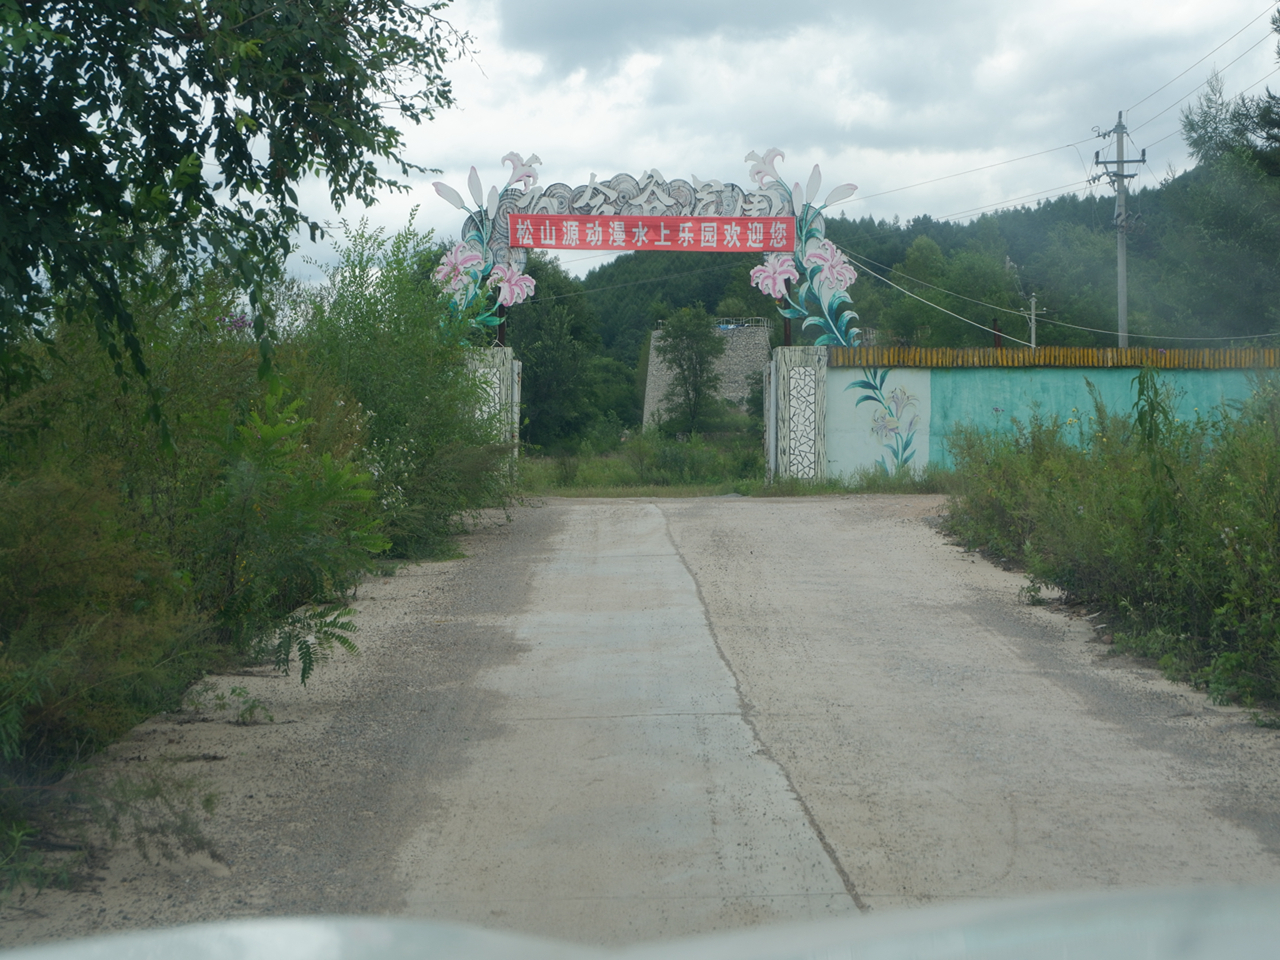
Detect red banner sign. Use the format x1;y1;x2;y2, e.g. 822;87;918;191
508;214;794;253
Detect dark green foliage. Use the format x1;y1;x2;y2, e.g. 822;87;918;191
502;254;641;448
946;374;1280;706
194;393;384;680
583;251;777;362
521;423;763;493
653;305;726;434
0;0;462;404
0;219;513;780
299;219;511;557
506;254;602;446
623;428;762;487
588;357;641;432
0;469;202;764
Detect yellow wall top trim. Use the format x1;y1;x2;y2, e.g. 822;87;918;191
824;346;1280;369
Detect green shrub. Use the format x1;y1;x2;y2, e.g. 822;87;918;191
947;372;1280;705
298;218;513;556
0;469;205;765
194;390;387;680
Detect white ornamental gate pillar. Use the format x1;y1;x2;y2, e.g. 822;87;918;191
468;346;522;448
768;346;826;481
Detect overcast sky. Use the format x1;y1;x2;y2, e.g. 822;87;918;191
291;0;1280;279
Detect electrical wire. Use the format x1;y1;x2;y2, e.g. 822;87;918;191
937;186;1097;224
1130;30;1276;133
847;258;1034;347
1241;64;1280;93
1141;127;1184;151
525;243;1280;345
847;246;1280;343
1037;314;1280;341
840;247;1028;317
1137;66;1280;181
846;138;1098;204
838;240;1280;346
935;180;1094;222
1126;2;1277;113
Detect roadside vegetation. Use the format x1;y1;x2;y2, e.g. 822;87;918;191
0;222;511;888
518;419;954;499
946;371;1280;713
1;0;490;890
5;0;1280;896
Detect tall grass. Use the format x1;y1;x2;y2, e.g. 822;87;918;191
0;221;514;870
947;372;1280;707
521;424;955;498
296;217;513;556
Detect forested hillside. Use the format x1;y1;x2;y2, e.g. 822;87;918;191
573;78;1279;362
500;77;1280;450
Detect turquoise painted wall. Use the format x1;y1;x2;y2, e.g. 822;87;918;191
822;364;1272;477
921;368;1259;471
927;368;1265;467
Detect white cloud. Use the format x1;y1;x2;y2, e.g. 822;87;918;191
286;0;1280;279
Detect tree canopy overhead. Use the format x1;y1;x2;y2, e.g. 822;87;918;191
0;0;463;392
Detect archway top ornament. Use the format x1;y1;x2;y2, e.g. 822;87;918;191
433;149;863;346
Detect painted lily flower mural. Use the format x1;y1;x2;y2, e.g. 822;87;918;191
846;369;920;473
744;149;862;346
433;242;485;308
746;148;785;187
804;239;858;293
431;158;538;329
488;262;536;307
749;253;800;299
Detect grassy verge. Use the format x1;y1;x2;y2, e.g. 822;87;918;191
0;223;516;893
945;371;1280;714
520;436;956;499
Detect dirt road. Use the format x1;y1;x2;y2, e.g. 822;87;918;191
5;496;1280;949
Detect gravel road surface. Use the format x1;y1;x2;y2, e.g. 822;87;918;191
4;495;1280;950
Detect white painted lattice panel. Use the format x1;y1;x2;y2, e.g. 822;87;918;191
787;366;817;478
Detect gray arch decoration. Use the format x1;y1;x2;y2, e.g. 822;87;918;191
432;149;864;346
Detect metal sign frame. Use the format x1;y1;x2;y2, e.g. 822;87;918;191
432;149;863;346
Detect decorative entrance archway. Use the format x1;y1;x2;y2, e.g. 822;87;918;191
431;149;864;348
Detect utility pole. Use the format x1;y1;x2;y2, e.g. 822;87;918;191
1004;256;1036;349
1093;112;1145;348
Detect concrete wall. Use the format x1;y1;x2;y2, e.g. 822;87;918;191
643;325;771;428
467;346;522;447
767;346;1275;480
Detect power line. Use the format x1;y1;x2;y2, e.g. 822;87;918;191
1241;64;1280;93
1130;30;1276;133
847;138;1097;203
840;241;1280;346
840;247;1027;317
1038;314;1280;341
1126;2;1277;113
527;245;1280;345
848;256;1034;347
936;186;1097;223
935;179;1094;222
1141;127;1184;151
1139;65;1280;153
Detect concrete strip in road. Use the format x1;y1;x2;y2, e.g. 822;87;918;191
6;495;1280;953
656;495;1280;909
395;502;855;945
